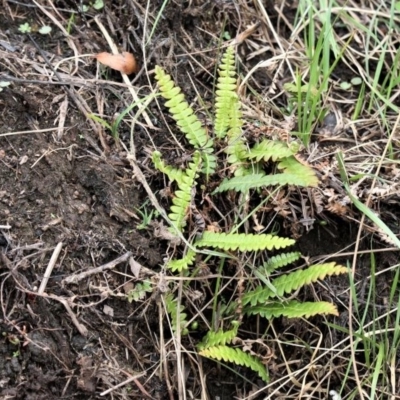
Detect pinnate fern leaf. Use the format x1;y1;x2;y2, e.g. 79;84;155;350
201;150;217;178
215;160;318;192
213;46;247;174
199;345;269;382
245;300;339;318
167;249;196;272
247;140;296;162
225;99;247;176
165;293;189;335
214;172;302;193
196;231;295;252
155;66;212;150
197;321;239;350
262;251;302;274
152;151;186;184
169;152;201;232
226;136;250;176
214;46;238;139
242;263;347;306
277;156;319;187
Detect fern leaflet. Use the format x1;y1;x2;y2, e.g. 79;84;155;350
242;263;347;306
261;252;302;274
247;139;296;162
277;156;319;187
214;46;238;139
165;293;189;335
196;231;295;251
127;280;153;302
197;321;239;350
215;168;317;193
245;300;339;318
168;151;201;232
199;345;269;382
152;151;187;184
155;66;212;149
167;249;196;272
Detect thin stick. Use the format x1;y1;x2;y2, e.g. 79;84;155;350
38;242;63;295
57;296;88;337
100;371;148;397
62;251;132;285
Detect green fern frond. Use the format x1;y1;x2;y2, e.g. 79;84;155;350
215;160;319;193
247;140;296;162
167;249;196;272
199;345;269;382
155;66;212;150
165;293;189;335
214;46;237;139
277;156;319;187
197;321;239;351
242;263;348;306
213;46;247;174
152;151;187;183
225;136;251;176
214;172;301;193
262;252;302;274
168;151;201;232
225;101;247;176
196;231;295;251
245;300;339;318
127;280;153;303
201;150;217;178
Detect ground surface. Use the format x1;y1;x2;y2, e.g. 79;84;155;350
0;1;399;399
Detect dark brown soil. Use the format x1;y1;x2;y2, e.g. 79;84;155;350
1;1;399;399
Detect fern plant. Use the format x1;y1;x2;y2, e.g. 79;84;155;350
151;46;346;384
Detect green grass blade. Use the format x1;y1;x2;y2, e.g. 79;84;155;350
336;151;400;248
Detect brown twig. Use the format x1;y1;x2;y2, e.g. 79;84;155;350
62;251;133;285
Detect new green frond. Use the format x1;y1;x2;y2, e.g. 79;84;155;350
168;152;201;232
152;151;187;183
197;321;239;350
201;150;217;178
213;46;247;174
246;300;339;318
262;251;302;274
165;293;189;335
247;139;296;162
225;136;250;176
127;280;153;302
225;101;246;175
270;263;347;298
155;66;212;149
242;263;347;306
277;156;319;187
215;170;315;193
167;249;196;272
215;154;318;193
199;345;269;382
214;46;238;139
196;231;295;252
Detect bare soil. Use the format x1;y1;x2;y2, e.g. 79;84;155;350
0;1;399;399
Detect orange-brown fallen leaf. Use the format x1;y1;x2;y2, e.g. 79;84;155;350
94;52;137;74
